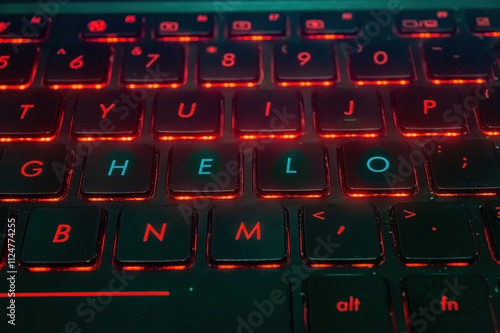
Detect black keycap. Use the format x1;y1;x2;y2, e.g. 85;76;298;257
82;15;141;40
0;208;10;262
255;143;329;198
115;206;196;269
300;12;359;36
393;87;466;136
274;42;336;83
0;44;37;87
423;37;490;82
403;275;496;333
44;44;111;87
349;40;413;83
467;10;500;34
228;13;285;37
0;145;71;200
0;15;49;40
198;43;259;85
71;90;142;140
121;43;185;86
301;204;383;265
340;141;417;196
233;90;303;138
20;207;105;270
392;202;477;264
482;202;500;261
314;88;384;137
209;205;287;267
475;85;500;134
154;91;221;140
168;144;241;199
155;14;213;40
80;144;157;200
305;276;394;332
426;140;500;194
0;89;62;141
395;10;456;35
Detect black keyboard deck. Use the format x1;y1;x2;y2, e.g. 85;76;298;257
1;6;500;333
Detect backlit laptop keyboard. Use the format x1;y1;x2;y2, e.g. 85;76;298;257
1;8;500;332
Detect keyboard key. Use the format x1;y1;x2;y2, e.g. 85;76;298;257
115;206;196;269
423;37;490;82
0;44;37;87
0;15;49;40
467;10;500;34
482;202;500;261
300;12;359;37
314;88;384;137
392;202;477;264
209;205;287;268
168;144;241;199
403;275;496;333
255;143;329;198
301;204;383;265
72;90;143;140
0;145;71;201
305;276;394;332
228;13;285;38
274;41;336;83
154;90;221;140
233;90;303;139
475;86;500;134
82;15;141;41
426;140;500;194
349;40;413;83
395;10;456;36
155;14;213;40
80;144;156;200
20;207;104;270
0;89;62;141
393;87;466;136
339;141;417;196
44;44;111;88
121;43;185;87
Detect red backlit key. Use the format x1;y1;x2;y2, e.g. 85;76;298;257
198;43;259;86
395;10;456;36
426;140;500;195
20;207;105;270
228;13;286;38
44;44;111;88
0;44;37;87
274;41;336;83
255;143;329;198
305;276;394;332
233;90;302;139
423;37;490;82
349;40;413;83
475;86;500;134
82;15;141;41
209;205;287;268
403;275;495;332
0;89;62;141
71;90;143;141
155;14;213;40
0;144;71;201
300;12;359;37
467;10;500;34
339;141;417;196
313;88;384;137
122;43;185;86
0;15;49;41
393;87;466;136
482;202;500;261
80;144;156;200
301;204;383;265
168;143;241;199
154;91;221;140
392;202;477;264
115;206;196;269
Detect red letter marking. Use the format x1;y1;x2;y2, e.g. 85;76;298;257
100;104;115;119
21;160;43;177
235;222;261;240
53;224;71;243
178;103;196;118
143;223;167;242
146;54;160;68
336;297;361;312
373;51;388;65
20;104;34;119
424;100;436;114
344;100;354;116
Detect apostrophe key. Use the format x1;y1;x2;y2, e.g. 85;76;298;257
475;86;500;134
300;12;359;37
233;90;303;139
79;144;157;200
155;14;213;41
392;202;477;264
19;207;105;271
395;10;456;36
114;206;196;269
228;13;286;39
0;44;37;87
255;143;330;198
0;144;71;201
82;15;142;41
305;276;394;332
71;90;143;141
482;202;500;261
301;204;383;266
0;15;49;41
467;10;500;34
208;205;288;268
